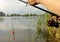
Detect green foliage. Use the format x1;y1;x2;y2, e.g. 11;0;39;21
10;14;21;16
36;13;60;42
0;12;5;16
23;14;37;16
7;14;38;16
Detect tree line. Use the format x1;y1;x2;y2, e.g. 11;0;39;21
0;12;40;16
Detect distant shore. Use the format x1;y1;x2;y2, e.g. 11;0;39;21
0;12;47;17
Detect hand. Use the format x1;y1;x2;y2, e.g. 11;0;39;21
28;0;39;5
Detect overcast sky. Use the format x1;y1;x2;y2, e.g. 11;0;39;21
0;0;47;14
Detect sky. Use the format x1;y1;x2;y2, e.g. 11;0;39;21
0;0;47;14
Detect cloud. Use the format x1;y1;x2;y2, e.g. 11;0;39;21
0;0;46;14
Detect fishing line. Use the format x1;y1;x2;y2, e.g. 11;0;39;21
19;0;60;28
19;0;59;17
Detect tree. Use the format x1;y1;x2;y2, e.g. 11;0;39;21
0;12;5;16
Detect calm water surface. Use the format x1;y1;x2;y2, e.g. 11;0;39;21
0;16;45;42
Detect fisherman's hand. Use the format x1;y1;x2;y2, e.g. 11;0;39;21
28;0;39;5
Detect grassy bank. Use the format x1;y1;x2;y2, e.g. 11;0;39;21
36;13;60;42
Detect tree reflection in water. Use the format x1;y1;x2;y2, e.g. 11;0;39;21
0;17;5;22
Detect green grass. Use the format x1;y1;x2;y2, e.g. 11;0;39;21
36;13;60;42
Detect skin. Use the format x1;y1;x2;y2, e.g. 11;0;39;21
28;0;60;16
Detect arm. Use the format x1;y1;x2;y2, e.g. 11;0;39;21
28;0;60;16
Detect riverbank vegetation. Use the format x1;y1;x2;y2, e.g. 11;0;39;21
36;13;60;42
7;14;38;16
0;12;43;17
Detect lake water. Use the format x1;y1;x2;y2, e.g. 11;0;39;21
0;16;45;42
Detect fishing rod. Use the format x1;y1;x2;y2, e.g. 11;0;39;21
19;0;59;17
19;0;60;28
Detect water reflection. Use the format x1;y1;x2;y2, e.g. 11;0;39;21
0;16;38;42
0;17;5;22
